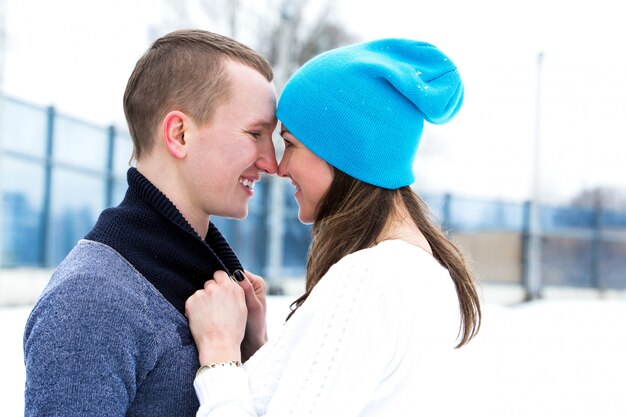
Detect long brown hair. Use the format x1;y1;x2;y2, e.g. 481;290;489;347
287;169;481;348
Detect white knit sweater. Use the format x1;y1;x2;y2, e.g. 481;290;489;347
194;240;462;416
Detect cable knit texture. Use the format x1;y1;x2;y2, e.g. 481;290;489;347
24;167;242;416
194;240;462;416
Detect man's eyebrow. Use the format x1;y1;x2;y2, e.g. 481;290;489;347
247;119;275;129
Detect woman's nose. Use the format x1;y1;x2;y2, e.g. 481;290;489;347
277;154;290;178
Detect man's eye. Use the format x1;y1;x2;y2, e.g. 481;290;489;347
248;131;261;139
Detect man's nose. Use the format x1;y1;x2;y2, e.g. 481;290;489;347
256;139;278;174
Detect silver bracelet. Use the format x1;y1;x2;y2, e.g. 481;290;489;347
196;360;242;378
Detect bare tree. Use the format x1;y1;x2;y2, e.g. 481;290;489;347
151;0;358;78
259;2;358;69
196;0;241;38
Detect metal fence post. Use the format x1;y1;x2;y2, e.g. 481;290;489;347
442;193;452;232
524;51;545;301
104;125;115;208
522;199;543;300
40;106;55;266
591;201;602;290
521;200;530;292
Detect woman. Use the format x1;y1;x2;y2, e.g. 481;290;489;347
185;38;481;416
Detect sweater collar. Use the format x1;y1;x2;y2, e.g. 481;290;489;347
85;168;243;314
130;167;208;244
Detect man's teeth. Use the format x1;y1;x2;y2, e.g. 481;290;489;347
240;178;255;190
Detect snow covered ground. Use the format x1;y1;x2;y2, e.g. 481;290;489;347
3;297;625;416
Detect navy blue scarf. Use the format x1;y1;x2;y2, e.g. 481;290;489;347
85;168;242;315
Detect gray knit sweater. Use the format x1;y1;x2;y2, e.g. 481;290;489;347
23;240;200;416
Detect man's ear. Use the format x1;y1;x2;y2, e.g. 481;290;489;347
162;111;188;159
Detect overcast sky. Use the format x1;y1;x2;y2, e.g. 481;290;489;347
2;0;624;204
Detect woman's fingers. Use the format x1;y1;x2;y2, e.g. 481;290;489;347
185;270;250;364
237;273;256;303
234;270;268;361
232;271;266;316
213;269;231;284
245;271;266;297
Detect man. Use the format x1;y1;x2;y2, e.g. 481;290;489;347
23;29;277;416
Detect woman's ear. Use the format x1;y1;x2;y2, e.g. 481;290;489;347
162;111;188;159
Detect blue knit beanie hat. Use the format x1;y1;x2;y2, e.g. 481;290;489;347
276;38;464;189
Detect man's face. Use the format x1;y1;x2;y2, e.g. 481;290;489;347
183;60;278;221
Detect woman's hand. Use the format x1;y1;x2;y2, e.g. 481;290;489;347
237;271;268;361
185;270;247;365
